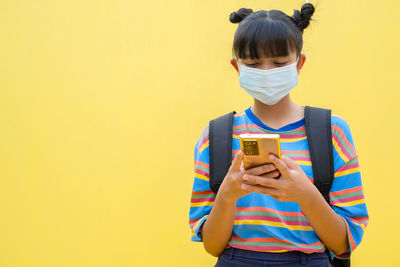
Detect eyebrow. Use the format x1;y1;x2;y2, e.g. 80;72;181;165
243;54;257;59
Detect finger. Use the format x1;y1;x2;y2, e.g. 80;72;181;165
242;174;283;189
241;183;280;197
269;154;290;176
260;170;281;179
242;180;258;186
240;161;245;172
281;155;300;171
244;163;276;176
230;150;244;171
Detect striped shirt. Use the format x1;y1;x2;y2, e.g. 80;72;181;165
188;106;369;260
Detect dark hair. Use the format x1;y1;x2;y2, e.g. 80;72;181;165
229;3;315;59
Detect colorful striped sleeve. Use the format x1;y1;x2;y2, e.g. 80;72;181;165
327;115;369;259
188;125;217;242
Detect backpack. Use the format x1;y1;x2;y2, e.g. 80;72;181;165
208;105;350;267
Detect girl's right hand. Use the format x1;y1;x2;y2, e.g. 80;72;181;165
218;150;280;202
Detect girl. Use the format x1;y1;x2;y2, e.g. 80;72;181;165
189;2;369;266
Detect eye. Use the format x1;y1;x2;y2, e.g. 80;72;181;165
245;63;258;67
274;62;288;67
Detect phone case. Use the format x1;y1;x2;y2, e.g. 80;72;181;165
239;133;281;170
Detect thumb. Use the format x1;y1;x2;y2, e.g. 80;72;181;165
282;155;299;170
230;150;244;171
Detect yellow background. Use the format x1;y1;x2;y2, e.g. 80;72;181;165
0;0;398;266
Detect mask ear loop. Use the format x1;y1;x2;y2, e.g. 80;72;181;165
235;57;241;71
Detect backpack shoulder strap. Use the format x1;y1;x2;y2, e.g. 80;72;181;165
305;106;350;266
304;105;334;204
209;111;236;194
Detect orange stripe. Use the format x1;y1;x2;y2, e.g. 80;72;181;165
346;219;357;250
330;186;362;197
194;160;209;169
338;215;356;252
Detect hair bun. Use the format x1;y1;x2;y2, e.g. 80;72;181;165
292;3;315;32
229;8;253;23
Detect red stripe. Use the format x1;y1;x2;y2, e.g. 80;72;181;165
231;236;323;247
336;162;359;173
281;150;310;154
192;190;214;195
235;207;305;217
353;216;369;221
228;243;322;253
332;125;357;156
279;134;306;139
289;157;310;161
332;133;353;160
198;136;209;149
191;197;215;203
194;169;209;177
330;194;364;205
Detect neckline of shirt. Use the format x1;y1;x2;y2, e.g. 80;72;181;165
244;106;305;132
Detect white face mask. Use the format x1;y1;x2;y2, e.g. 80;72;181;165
238;58;299;105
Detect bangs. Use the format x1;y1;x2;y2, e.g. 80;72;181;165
233;18;298;59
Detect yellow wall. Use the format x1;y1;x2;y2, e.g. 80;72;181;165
0;0;398;266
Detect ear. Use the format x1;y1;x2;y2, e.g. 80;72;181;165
230;58;239;73
296;54;306;74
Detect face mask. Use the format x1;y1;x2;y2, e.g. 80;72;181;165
238;58;299;105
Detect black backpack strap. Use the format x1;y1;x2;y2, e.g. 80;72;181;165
304;106;334;204
209;111;236;194
305;106;350;267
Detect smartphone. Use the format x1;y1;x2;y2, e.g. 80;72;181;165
239;133;281;170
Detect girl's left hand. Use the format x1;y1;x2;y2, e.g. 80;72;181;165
241;154;316;203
